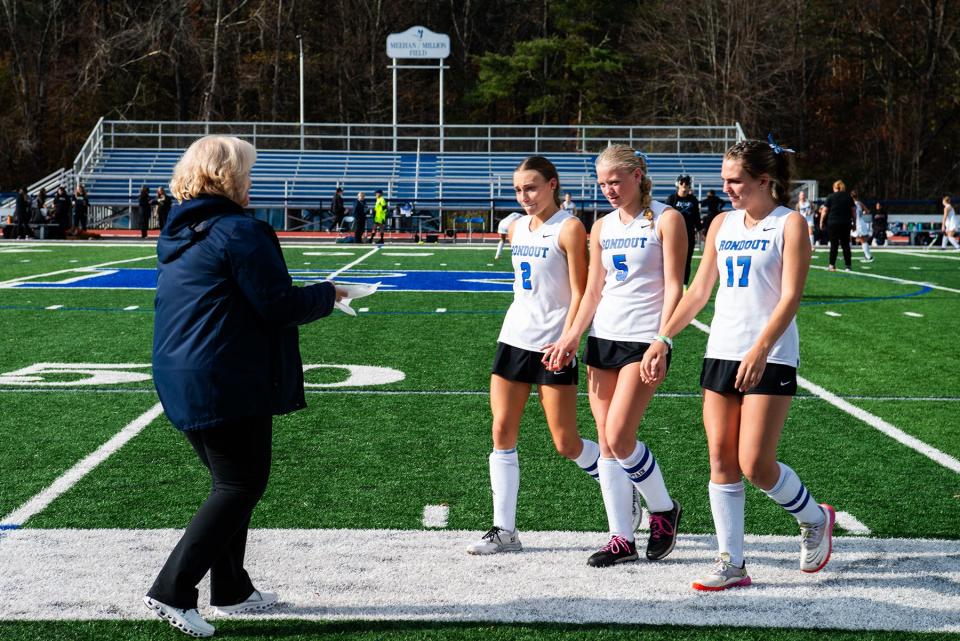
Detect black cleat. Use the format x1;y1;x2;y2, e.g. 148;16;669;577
646;499;682;560
587;535;639;567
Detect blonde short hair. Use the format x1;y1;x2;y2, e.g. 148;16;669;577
833;180;846;191
170;136;256;204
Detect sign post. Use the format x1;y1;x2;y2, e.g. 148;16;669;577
386;26;451;152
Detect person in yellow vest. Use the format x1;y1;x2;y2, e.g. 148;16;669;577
370;189;388;244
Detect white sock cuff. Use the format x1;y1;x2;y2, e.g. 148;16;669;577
621;440;648;468
574;438;600;469
708;480;745;495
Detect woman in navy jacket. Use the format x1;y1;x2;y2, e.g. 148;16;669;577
144;135;344;638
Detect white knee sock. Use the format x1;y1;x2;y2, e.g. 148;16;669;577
708;480;745;567
489;448;520;531
617;440;672;513
809;233;815;249
494;240;504;260
598;457;635;541
861;242;873;259
949;235;960;249
572;438;600;481
761;462;825;526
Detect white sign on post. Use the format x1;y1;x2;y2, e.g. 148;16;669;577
386;26;450;60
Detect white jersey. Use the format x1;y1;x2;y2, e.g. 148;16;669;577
706;207;800;367
854;201;872;236
590;201;670;342
799;201;813;226
945;206;958;233
498;210;575;352
497;212;524;235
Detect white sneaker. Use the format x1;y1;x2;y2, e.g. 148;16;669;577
143;596;215;638
466;526;522;555
691;553;752;591
214;589;278;615
632;487;644;532
800;503;836;573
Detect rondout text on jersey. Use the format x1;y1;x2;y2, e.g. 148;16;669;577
511;244;551;258
717;239;772;252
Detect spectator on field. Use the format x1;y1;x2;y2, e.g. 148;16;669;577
370;189;387;244
797;190;814;251
665;174;701;285
872;201;888;246
32;188;48;225
14;187;32;238
138;185;151;239
330;186;346;231
850;190;873;262
351;192;367;244
51;187;72;238
821;180;855;271
73;185;90;232
700;189;726;236
816;203;828;247
153;186;172;231
943;196;960;250
561;192;578;223
145;135;345;638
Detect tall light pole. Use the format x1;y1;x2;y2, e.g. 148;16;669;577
296;34;304;149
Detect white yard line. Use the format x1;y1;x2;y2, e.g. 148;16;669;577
0;255;155;288
835;511;871;535
0;528;956;632
0;402;165;528
326;246;380;280
892;250;960;261
808;264;960;294
421;505;449;528
690;319;960;475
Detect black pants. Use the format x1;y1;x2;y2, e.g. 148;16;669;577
828;224;852;268
147;416;272;609
683;233;696;285
353;216;366;243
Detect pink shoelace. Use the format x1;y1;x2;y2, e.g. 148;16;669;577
601;535;632;553
648;514;675;540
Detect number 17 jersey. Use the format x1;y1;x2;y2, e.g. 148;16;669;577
706;206;800;367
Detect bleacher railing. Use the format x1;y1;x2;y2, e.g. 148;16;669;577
73;120;744;167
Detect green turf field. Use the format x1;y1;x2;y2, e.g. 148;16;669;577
0;240;957;640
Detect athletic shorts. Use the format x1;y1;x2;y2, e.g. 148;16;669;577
491;342;578;386
583;336;671;372
700;358;797;396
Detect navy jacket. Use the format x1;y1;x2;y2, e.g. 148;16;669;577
153;194;336;430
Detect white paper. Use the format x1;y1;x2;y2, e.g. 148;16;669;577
331;281;380;316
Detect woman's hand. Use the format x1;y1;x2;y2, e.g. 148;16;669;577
640;340;669;385
541;332;579;371
734;343;769;392
334;287;348;303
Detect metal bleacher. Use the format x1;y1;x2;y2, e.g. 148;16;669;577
66;119;742;230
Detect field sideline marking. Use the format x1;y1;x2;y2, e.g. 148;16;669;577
690;319;960;474
808;264;960;294
0;402;165;528
0;528;956;631
0;254;156;288
421;505;449;528
325;246;380;280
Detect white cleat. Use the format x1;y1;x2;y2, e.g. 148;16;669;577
691;553;752;592
800;503;836;573
143;596;215;638
467;526;522;555
214;589;278;615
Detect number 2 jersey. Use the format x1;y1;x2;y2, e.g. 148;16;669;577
706;206;800;367
498;209;575;352
589;201;670;342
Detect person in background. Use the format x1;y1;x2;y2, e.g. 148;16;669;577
154;186;173;231
494;211;524;260
943;196;960;250
370;189;388;244
331;187;346;232
561;192;578;222
352;192;367;244
700;189;726;237
14;187;31;238
32;188;48;225
665;174;700;285
73;185;90;232
872;201;888;246
138;185;151;239
821;180;855;271
797;191;814;251
144;135;346;638
52;186;72;238
850;190;873;262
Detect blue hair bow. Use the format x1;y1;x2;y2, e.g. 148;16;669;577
767;134;795;154
634;150;649;162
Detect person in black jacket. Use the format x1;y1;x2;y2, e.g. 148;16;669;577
73;185;90;231
330;186;345;231
352;191;367;243
665;175;701;285
820;180;855;271
14;187;31;238
144;135;345;638
51;187;72;238
872;201;888;246
153;186;172;231
138;185;151;239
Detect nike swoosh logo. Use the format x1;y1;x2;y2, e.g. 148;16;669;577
542;234;554;238
779;380;791;386
763;226;776;232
